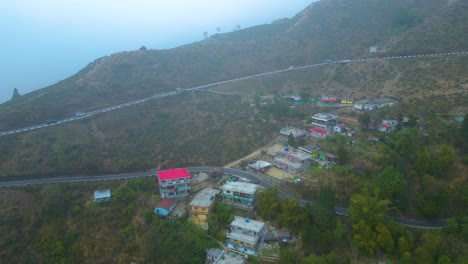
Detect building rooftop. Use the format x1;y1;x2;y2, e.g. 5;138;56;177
282;94;302;101
247;160;271;170
207;248;223;261
155;198;176;210
221;181;258;195
356;98;396;105
213;250;246;264
312;113;337;121
278;149;310;161
189;188;220;208
299;144;320;153
309;127;328;135
230;216;265;233
94;189;111;199
274;157;303;170
157;168;191;181
280;127;307;137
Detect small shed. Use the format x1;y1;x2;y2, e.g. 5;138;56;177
154;198;176;217
94;189;111;203
248;160;271;172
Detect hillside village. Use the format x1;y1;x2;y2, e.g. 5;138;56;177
0;0;467;263
89;95;466;263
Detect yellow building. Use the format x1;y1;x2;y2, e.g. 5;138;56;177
189;188;220;229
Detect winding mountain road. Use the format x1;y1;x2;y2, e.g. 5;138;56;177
1;51;462;228
1;51;466;137
0;166;449;229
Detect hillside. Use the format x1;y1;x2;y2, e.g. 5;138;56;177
0;0;467;177
1;0;466;129
1;1;468;263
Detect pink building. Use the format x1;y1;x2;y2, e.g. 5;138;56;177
157;168;191;198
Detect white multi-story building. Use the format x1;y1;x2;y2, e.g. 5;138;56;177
226;216;265;255
311;113;338;131
221;181;258;208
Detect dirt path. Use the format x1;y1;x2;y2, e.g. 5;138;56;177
225;149;262;168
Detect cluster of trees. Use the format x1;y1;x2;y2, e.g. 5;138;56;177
257;187;346;262
256;185;468;263
141;219;218;263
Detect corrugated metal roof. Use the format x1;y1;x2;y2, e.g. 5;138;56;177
94;189;111;199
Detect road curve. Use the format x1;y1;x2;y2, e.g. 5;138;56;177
0;166;448;228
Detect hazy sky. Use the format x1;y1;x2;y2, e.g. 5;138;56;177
0;0;314;104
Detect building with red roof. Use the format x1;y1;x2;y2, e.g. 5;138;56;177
154;198;176;216
157;168;191;198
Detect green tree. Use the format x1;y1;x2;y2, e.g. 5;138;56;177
11;87;21;100
278;198;303;233
438;144;455;176
415;150;431;176
311;187;337;254
375;166;407;206
256;187;280;221
400;252;413;264
438;255;452;264
337;145;350;165
414;231;442;264
416;174;448;217
141;219;217;263
114;183;136;203
288;132;298;148
279;246;298;264
300;253;335;264
348;190;392;255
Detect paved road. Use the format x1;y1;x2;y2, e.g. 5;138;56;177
0;166;448;228
1;51;466;137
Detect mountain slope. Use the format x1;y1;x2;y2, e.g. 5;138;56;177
0;0;467;177
1;0;466;130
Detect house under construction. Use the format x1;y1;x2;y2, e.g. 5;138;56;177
273;148;310;174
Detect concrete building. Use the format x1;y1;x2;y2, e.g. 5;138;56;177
189;188;220;229
274;148;310;174
354;98;396;111
94;189;111;203
221;181;258;209
379;120;399;133
279;127;308;142
247;160;271;173
157;168;191;198
309;127;329;137
282;94;308;105
227;216;265;255
154;198;176;217
299;144;320;157
311;113;338;131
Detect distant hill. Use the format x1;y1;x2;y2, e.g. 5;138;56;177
0;0;467;176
